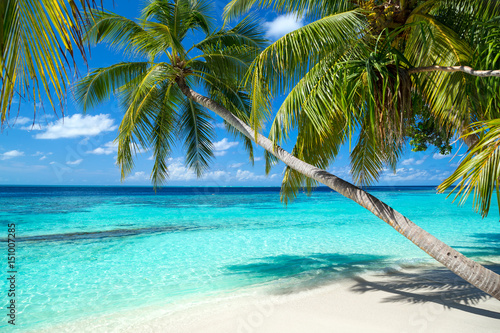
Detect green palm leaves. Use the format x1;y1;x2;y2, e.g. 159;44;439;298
0;0;97;124
227;0;500;213
440;120;500;217
74;0;266;186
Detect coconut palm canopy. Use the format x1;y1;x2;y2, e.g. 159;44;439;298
74;0;267;185
224;0;500;216
0;0;101;125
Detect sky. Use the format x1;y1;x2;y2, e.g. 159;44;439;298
0;1;467;187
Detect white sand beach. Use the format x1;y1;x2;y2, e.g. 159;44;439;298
38;265;500;333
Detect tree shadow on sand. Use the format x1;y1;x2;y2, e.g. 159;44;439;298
350;264;500;319
226;253;390;294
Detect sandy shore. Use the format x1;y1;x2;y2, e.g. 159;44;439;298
34;265;500;333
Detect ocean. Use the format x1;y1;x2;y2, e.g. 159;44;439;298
0;186;499;331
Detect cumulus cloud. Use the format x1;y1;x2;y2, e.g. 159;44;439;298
401;155;428;166
381;167;450;183
32;151;52;161
0;150;24;160
264;13;304;39
433;153;449;160
213;138;238;156
167;158;196;181
87;141;148;155
214;138;238;151
204;170;230;181
328;166;352;181
381;167;429;182
66;159;83;166
87;141;118;155
236;169;278;181
35;114;117;139
127;171;149;181
229;162;244;168
12;116;32;126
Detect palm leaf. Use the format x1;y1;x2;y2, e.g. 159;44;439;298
0;0;99;124
439;119;500;217
179;97;215;176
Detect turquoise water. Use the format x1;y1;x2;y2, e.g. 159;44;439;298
0;186;499;331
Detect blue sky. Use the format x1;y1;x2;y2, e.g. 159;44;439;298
0;1;466;187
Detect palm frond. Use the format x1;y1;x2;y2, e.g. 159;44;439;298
439;119;500;217
179;97;215;177
142;0;214;39
247;10;367;133
149;82;181;187
0;0;99;124
73;62;149;111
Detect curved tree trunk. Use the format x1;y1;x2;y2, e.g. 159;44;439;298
176;78;500;300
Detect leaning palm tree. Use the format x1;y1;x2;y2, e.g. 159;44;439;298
0;0;100;125
75;0;500;299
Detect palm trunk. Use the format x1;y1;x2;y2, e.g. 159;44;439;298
176;77;500;300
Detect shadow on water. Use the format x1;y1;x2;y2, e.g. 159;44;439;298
350;265;500;319
452;233;500;258
226;253;389;294
0;225;216;243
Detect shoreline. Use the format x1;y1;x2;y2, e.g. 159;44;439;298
30;263;500;333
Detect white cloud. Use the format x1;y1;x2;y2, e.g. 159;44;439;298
32;151;52;161
213;138;238;156
433;153;449;160
415;156;428;165
381;166;449;183
166;158;231;181
12;117;32;125
254;157;262;161
329;166;352;178
87;141;118;155
88;141;148;155
147;155;154;160
236;169;278;181
127;171;149;181
0;150;24;160
381;168;430;182
214;138;239;151
214;151;227;157
66;159;83;166
401;155;428;166
35;114;117;139
401;158;415;166
229;162;244;168
167;158;196;181
264;13;304;39
204;170;230;181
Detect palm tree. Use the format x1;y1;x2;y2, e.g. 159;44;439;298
75;0;500;299
0;0;99;125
